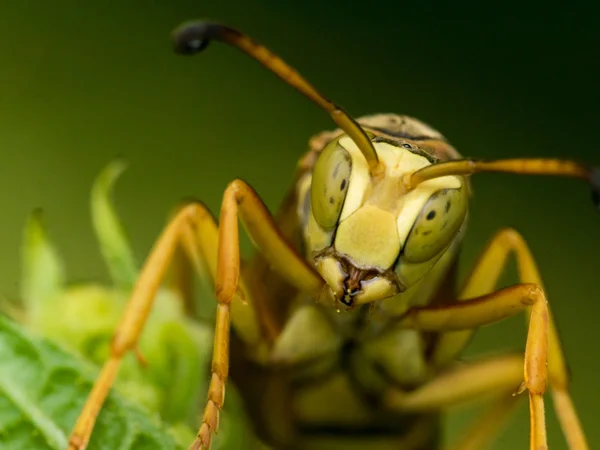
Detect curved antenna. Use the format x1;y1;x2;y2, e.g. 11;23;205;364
172;21;381;172
403;158;600;211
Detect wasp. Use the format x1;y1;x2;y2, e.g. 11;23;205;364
66;20;600;450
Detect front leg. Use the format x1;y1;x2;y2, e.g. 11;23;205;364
191;180;325;450
396;228;587;450
67;180;324;450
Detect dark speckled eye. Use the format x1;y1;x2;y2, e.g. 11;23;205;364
403;187;468;263
310;139;352;231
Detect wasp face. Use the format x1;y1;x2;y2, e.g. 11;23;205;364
300;119;469;309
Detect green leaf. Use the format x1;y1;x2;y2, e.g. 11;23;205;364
0;314;182;450
20;210;66;318
22;283;208;436
91;160;139;290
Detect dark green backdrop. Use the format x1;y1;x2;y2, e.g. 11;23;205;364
0;2;598;448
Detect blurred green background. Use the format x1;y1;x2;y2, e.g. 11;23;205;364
0;1;598;448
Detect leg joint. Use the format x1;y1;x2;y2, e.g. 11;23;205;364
523;283;546;304
225;178;246;197
495;227;526;249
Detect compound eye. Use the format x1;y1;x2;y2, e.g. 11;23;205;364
311;140;352;230
403;187;468;263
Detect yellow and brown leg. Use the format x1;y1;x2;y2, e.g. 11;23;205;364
396;228;587;449
67;179;324;450
385;354;524;450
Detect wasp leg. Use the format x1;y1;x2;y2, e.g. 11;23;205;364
438;227;586;449
168;222;196;316
397;228;587;450
399;282;549;449
189;180;323;450
385;354;523;450
215;179;323;300
177;202;279;345
67;181;324;450
67;204;223;450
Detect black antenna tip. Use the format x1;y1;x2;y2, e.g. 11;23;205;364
590;167;600;212
172;21;218;55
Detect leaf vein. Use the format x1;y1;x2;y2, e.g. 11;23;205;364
0;373;67;449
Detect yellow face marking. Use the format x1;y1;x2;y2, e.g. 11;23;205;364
334;204;400;269
337;136;371;222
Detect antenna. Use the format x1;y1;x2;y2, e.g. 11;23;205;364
172;21;381;173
